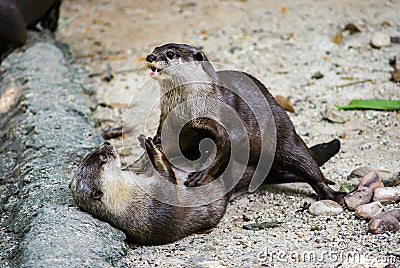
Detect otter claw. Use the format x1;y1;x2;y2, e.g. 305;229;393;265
185;171;214;187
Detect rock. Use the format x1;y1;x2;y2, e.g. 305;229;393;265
349;166;400;187
343;187;373;211
383;172;400;187
371;32;391;48
368;209;400;234
0;34;127;266
194;260;225;268
311;71;324;79
373;186;400;204
308;200;343;216
358;172;384;191
355;202;383;220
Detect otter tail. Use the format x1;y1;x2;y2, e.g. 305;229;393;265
309;139;341;167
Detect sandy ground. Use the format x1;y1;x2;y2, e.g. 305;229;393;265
58;0;399;267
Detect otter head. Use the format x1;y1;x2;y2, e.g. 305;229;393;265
145;43;217;87
69;141;121;216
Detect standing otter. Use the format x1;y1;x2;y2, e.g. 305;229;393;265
134;43;344;202
69;137;230;245
0;0;62;60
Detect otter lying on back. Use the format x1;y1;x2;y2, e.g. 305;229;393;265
69;136;229;245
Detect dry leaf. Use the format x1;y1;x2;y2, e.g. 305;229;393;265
332;30;343;45
102;125;123;140
275;95;295;113
322;108;348;124
280;7;287;13
389;56;400;83
343;23;361;35
332;23;361;45
135;55;146;62
106;102;131;109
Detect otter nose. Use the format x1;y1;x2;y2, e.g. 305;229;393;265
146;54;157;62
103;141;111;146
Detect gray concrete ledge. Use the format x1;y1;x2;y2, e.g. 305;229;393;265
0;33;127;267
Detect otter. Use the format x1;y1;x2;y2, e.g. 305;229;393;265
69;137;231;245
132;43;345;202
0;0;62;61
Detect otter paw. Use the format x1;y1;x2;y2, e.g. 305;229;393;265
144;137;155;149
138;134;147;149
153;135;162;146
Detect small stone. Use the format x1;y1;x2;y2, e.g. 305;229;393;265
195;260;225;268
373;186;400;204
308;200;343;216
358;172;384;191
371;32;391;48
311;71;324;79
355;201;383;220
343;187;373;211
242;221;283;230
349;167;400;187
368;209;400;234
382;172;400;187
322;108;348;124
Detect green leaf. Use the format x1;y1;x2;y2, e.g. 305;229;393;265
335;99;400;111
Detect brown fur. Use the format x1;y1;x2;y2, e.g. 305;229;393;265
0;0;62;60
137;43;345;202
69;139;230;245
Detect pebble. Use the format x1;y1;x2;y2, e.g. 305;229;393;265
354;201;383;220
371;32;391;48
350;167;400;187
343;187;373;211
368;209;400;234
373;186;400;204
194;260;225;268
358;172;384;191
308;200;343;216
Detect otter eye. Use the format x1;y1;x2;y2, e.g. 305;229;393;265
193;52;203;61
92;190;103;200
99;153;108;163
166;51;177;59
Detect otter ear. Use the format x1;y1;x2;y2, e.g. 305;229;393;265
92;189;103;200
193;51;204;61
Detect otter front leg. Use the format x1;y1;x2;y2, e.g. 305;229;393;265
139;134;178;185
184;133;231;187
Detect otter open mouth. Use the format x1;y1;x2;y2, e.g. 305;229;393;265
149;65;163;77
150;66;162;73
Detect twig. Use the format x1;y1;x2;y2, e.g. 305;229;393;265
88;68;138;78
332;79;374;89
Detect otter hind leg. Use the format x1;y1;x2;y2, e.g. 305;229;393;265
277;138;345;202
265;139;340;185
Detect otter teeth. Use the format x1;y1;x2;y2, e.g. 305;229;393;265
150;66;162;73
